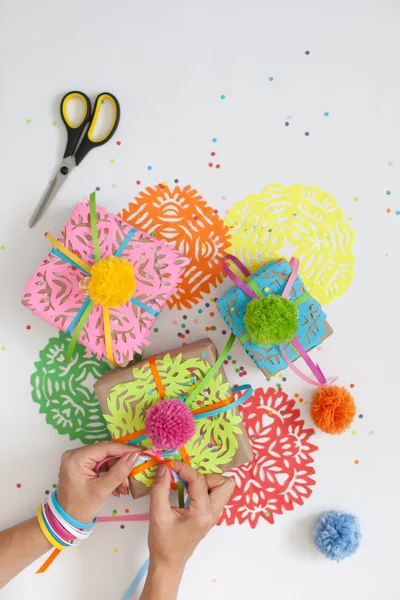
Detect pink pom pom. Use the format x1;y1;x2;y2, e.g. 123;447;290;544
145;399;196;450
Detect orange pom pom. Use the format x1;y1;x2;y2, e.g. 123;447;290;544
311;386;356;434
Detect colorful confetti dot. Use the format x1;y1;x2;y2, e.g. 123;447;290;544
1;347;6;351
52;121;57;126
52;484;57;489
216;164;220;169
220;95;225;100
116;141;121;145
136;180;141;185
386;190;391;195
26;325;31;330
0;245;4;250
305;50;310;55
147;165;152;171
95;186;100;191
112;510;117;516
285;121;289;126
113;548;118;553
386;208;391;213
324;112;329;117
396;210;400;215
353;197;358;202
45;490;50;495
26;119;31;124
16;483;22;488
208;162;213;167
110;159;115;164
359;414;363;419
351;430;356;435
305;131;310;136
212;138;217;143
388;161;393;166
268;76;274;82
350;383;355;388
354;460;359;465
120;525;125;529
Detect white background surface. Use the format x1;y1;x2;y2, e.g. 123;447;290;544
0;0;399;598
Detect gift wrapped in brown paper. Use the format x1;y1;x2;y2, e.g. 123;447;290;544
94;337;253;498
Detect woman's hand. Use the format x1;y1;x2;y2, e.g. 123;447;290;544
139;462;235;600
149;461;235;569
56;442;139;524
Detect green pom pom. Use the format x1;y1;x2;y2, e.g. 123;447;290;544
244;295;298;346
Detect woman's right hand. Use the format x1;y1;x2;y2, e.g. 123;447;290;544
148;461;235;570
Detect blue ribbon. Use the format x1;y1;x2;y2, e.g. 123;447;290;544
50;247;91;276
114;228;137;257
130;296;159;317
66;297;92;336
122;557;150;600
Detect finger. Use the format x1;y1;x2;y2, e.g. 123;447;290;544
172;462;209;513
95;452;139;496
207;475;236;519
150;464;173;518
72;442;142;466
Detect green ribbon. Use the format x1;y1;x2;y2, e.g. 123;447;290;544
185;333;236;409
65;300;95;361
90;191;101;262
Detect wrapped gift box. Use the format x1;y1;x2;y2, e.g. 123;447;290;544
94;338;253;498
217;259;333;378
22;200;189;365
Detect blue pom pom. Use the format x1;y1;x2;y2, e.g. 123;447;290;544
313;511;361;561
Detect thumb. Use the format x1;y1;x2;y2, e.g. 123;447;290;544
150;464;171;517
96;452;139;496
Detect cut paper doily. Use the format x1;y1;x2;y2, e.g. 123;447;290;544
31;332;111;443
119;184;231;309
224;183;355;305
105;353;242;487
219;387;318;528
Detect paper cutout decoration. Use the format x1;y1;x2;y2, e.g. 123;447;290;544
22;200;189;365
224;183;355;305
219;386;318;528
31;331;111;443
95;338;253;498
106;355;242;486
217;259;332;377
119;184;231;309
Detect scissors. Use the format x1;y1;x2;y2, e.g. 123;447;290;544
29;91;121;228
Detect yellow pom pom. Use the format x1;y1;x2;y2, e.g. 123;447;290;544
88;256;135;307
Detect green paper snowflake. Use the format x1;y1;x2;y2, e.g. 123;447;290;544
31;331;111;444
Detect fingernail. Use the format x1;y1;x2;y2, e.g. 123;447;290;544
127;453;138;468
124;478;130;488
157;464;167;477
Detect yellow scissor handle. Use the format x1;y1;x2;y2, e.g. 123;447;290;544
61;92;90;129
87;93;119;143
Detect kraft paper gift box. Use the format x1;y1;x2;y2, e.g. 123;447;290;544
21;198;189;366
217;258;333;378
94;338;253;499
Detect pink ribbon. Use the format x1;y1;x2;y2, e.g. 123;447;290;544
222;254;257;299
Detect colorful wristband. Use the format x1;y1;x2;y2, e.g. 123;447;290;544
36;505;66;551
51;491;96;530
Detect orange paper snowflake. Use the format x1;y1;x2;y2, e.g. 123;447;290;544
120;185;231;309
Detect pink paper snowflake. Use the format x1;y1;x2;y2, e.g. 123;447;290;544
219;387;318;528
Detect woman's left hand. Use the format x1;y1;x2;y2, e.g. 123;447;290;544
56;442;139;524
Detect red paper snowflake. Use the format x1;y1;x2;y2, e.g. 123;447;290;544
219;387;318;528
